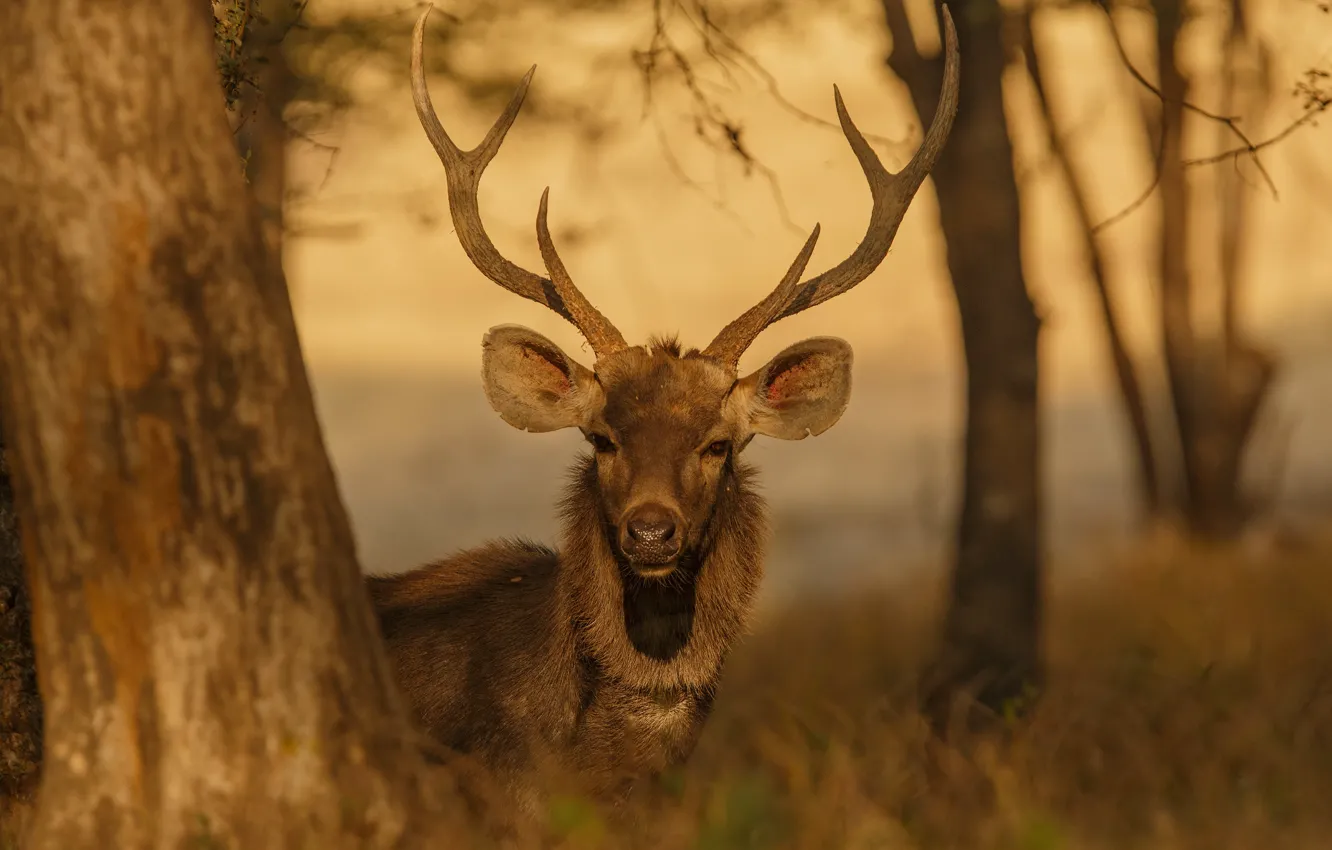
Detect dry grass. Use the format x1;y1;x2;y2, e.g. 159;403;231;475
541;538;1332;849
3;539;1329;848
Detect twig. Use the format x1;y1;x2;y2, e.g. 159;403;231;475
650;110;750;231
1091;127;1165;234
1105;5;1276;195
288;125;343;194
1090;3;1328;230
684;2;910;152
633;0;802;233
1185;97;1331;169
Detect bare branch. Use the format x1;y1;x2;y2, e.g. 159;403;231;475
684;2;911;150
632;0;919;233
1186;90;1331;171
1090;1;1328;230
1091;130;1165;234
649;110;754;231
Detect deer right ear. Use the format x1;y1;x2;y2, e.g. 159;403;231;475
736;336;853;440
481;325;600;433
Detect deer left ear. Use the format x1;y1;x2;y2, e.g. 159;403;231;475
481;324;600;433
736;337;853;440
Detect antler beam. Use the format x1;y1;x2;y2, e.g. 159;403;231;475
702;5;963;369
411;4;627;359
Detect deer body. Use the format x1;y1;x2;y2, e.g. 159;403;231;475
368;343;775;802
373;3;961;806
369;447;765;803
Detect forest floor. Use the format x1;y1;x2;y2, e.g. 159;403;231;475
546;534;1332;849
2;535;1328;849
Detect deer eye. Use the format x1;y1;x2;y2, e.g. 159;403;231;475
704;440;730;458
587;432;616;454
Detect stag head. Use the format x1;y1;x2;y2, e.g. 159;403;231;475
410;4;960;575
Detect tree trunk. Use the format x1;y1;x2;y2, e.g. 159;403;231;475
226;0;298;300
883;0;1045;729
0;426;42;826
1149;0;1276;538
1021;9;1162;520
0;2;485;846
1208;0;1279;524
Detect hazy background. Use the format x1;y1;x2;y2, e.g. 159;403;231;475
283;0;1332;607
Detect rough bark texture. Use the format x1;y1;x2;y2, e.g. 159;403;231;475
883;0;1045;727
0;426;42;819
0;2;483;846
223;0;297;293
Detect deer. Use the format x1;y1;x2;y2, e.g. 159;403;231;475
367;3;960;812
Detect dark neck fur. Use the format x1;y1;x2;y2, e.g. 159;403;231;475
620;561;698;662
558;455;768;693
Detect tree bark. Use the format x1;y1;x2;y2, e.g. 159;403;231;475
225;0;298;298
883;0;1045;729
0;2;484;846
0;426;42;823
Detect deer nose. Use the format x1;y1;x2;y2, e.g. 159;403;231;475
628;511;676;544
621;503;682;566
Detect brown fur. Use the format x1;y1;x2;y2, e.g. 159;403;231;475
393;3;956;805
394;2;957;809
367;334;851;808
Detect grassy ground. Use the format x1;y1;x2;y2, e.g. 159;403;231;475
2;537;1328;848
542;536;1332;849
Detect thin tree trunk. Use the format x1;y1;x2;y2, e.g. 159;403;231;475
1151;0;1214;529
1150;0;1276;537
0;2;488;846
1020;7;1161;519
1216;0;1249;343
1207;0;1279;528
883;0;1045;729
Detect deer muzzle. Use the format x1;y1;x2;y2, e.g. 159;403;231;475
619;502;684;574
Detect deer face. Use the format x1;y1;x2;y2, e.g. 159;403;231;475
481;325;853;577
411;0;957;569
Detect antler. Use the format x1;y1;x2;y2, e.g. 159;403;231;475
702;6;962;369
411;4;627;359
701;225;822;365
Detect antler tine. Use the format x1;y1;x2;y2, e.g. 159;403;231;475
775;6;961;321
702;5;961;366
537;189;628;359
412;4;624;353
701;225;821;369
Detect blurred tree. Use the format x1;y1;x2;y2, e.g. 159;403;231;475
0;1;492;845
1026;0;1330;539
896;0;1328;728
881;0;1045;730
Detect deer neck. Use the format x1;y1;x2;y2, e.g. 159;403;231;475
557;457;769;694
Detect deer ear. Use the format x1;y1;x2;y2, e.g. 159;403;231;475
481;325;599;433
737;337;853;440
